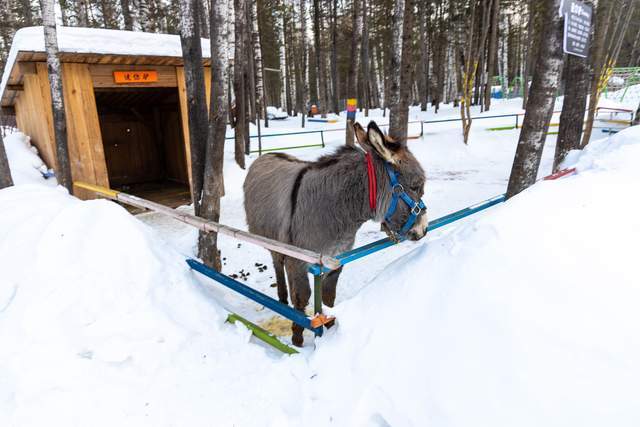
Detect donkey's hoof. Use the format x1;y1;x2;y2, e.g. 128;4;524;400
292;334;304;347
324;318;336;329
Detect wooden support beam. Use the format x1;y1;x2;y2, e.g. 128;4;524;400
18;62;37;75
73;181;342;270
6;84;24;91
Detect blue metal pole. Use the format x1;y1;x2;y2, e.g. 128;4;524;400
308;193;506;275
187;259;323;335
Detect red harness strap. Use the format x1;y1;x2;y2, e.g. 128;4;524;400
365;152;377;211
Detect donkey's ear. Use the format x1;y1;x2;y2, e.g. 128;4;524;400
367;121;402;164
353;122;368;148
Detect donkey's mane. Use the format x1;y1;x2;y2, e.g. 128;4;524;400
312;145;360;169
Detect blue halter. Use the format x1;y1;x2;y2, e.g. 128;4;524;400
383;162;427;237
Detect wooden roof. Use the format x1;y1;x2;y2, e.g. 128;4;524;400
1;26;213;108
2;51;211;107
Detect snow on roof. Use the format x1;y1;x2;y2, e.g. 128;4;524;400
1;26;211;104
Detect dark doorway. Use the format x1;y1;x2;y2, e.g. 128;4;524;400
95;87;191;208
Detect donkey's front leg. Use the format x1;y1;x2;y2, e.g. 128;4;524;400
284;257;311;347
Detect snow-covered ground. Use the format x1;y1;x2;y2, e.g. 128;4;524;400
1;99;639;426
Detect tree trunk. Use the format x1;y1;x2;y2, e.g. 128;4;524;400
76;0;89;26
120;0;134;30
200;0;210;38
233;0;247;168
41;0;73;192
180;0;210;211
484;0;499;111
0;128;12;189
362;0;372;117
251;1;267;127
419;1;429;111
582;0;635;147
506;0;563;198
299;0;310;127
198;0;229;270
389;0;414;141
522;0;537;109
554;54;589;172
331;0;339;114
20;0;34;25
313;0;328;117
344;0;362;145
387;0;405;140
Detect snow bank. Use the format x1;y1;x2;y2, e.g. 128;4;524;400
1;124;640;426
305;125;640;426
2;131;57;186
0;184;312;426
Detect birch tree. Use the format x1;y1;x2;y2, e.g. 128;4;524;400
198;0;229;270
0;129;12;189
251;1;268;128
40;0;73;192
233;0;247;167
179;0;209;213
344;0;362;145
506;0;563;198
330;0;339;114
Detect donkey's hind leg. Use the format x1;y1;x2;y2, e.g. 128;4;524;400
284;257;311;347
321;266;343;307
270;252;288;304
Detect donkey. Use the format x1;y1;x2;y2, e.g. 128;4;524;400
243;121;427;346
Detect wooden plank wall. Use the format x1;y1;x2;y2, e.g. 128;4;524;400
61;63;110;199
14;62;56;168
176;66;211;194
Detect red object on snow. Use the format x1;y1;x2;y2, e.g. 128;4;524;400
544;167;577;181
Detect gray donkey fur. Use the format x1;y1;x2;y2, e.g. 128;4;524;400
243;121;427;346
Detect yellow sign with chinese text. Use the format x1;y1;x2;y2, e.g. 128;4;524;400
113;70;159;84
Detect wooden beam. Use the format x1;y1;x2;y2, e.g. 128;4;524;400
6;84;24;91
74;181;342;270
89;64;179;88
18;62;37;75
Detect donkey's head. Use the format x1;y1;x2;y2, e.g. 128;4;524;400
354;121;427;241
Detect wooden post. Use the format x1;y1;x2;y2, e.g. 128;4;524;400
314;274;323;315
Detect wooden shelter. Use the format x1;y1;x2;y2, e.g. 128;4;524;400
0;26;213;204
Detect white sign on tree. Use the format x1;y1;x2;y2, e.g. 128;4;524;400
559;0;593;58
